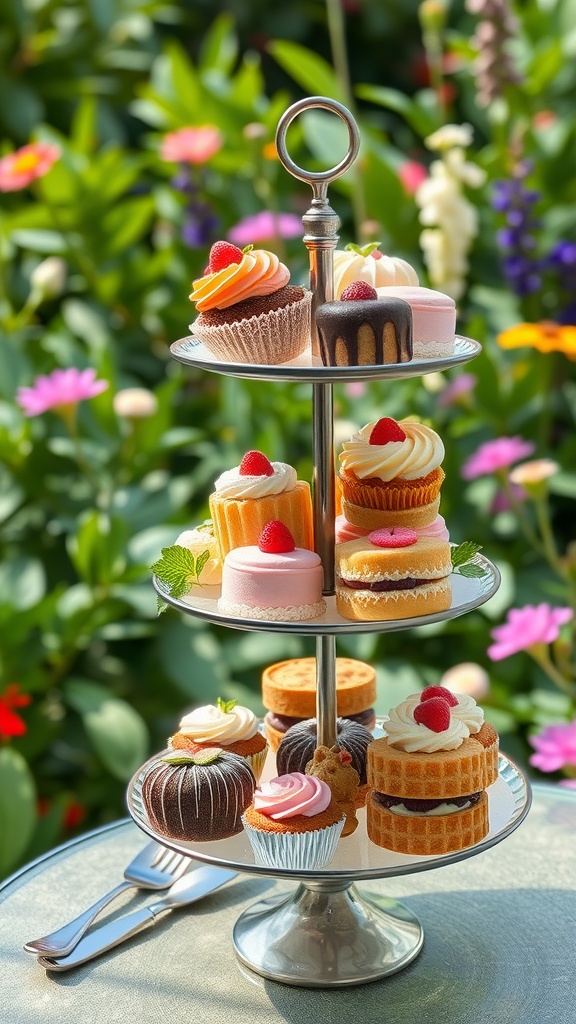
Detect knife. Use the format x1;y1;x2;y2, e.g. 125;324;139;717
37;865;238;971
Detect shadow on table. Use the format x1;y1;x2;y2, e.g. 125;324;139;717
256;886;576;1024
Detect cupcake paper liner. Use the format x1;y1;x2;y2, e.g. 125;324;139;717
242;815;345;870
339;468;445;511
192;291;311;365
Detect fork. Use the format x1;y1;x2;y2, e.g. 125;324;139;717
23;841;191;958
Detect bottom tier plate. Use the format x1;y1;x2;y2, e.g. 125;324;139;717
127;750;531;884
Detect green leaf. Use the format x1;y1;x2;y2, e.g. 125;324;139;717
267;40;344;101
457;563;489;578
64;679;149;781
216;697;238;714
68;511;129;587
451;541;483;568
150;544;208;598
0;747;37;876
199;12;238;74
355;84;437;137
100;196;155;256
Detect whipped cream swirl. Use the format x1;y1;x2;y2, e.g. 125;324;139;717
178;703;259;743
339;420;444;481
384;694;469;752
213;461;297;499
450;693;483;734
254;773;331;819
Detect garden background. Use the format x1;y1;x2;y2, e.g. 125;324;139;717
1;0;575;877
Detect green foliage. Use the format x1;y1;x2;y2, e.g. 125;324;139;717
0;0;575;878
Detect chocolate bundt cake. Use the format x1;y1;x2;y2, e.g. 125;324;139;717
276;717;372;785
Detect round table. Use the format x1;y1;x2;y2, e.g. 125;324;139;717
1;784;574;1023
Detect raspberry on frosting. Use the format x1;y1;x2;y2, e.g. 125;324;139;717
340;281;378;301
239;450;274;476
208;240;243;273
420;685;459;707
258;520;296;553
413;696;452;732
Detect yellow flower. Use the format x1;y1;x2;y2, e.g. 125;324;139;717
262;141;279;161
497;322;576;359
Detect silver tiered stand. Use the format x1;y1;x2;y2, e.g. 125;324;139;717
128;98;531;988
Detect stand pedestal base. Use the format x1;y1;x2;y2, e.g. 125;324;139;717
232;880;423;987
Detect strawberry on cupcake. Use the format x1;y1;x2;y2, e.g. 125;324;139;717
189;241;311;364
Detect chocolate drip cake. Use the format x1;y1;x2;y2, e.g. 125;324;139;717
315;296;413;367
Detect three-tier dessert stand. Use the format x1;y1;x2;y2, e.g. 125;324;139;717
128;97;531;988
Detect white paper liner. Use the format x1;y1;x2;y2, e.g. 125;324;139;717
191;290;312;364
217;598;326;621
242;815;345;869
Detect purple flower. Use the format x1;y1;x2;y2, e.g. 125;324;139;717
461;436;535;480
228;211;302;246
492;167;543;297
17;368;108;417
487;604;573;661
529;720;576;773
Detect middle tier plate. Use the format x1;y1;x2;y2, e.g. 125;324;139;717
153;553;500;635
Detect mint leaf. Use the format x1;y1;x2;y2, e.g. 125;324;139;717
157;596;168;615
217;697;238;714
457;563;489;578
150;545;209;599
196;548;211;578
344;241;381;257
451;541;483;568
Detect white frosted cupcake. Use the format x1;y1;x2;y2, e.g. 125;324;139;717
170;698;269;782
242;772;345;870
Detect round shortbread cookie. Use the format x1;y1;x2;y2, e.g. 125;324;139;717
366;789;489;855
262;656;377;720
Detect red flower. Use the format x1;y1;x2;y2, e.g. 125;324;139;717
0;684;31;740
64;800;87;830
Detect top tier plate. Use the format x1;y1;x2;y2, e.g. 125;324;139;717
171;335;481;383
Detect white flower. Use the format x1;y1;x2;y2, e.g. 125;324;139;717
30;257;67;300
440;662;490;700
425;123;474;151
113;387;158;419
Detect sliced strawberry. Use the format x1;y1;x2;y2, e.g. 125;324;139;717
368;417;407;445
413;696;452;732
258;521;296;553
340;281;378;301
208;240;243;273
368;527;418;548
239;450;274;476
420;685;459;707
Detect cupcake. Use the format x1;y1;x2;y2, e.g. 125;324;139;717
335;527;453;622
338;416;445;527
170;697;269;782
175;520;222;585
218;520;325;622
366;686;499;855
141;747;256;843
209;449;313;558
315;281;413;367
333;242;418;297
242;772;345;869
189;241;311;364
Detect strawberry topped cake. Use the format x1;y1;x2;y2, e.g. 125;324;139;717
333;242;419;297
189;241;311;364
218;520;325;621
367;686;499;855
338;416;445;532
315;280;413;367
209;449;313;557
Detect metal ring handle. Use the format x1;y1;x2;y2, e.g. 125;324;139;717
275;96;360;189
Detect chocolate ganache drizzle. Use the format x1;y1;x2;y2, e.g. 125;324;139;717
315;297;413;366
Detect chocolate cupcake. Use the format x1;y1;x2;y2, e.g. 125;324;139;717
315;281;413;367
141;747;255;842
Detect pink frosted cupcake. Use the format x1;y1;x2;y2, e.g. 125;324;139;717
242;772;345;869
189;241;311;364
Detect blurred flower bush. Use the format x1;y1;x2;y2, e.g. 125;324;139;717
1;0;576;875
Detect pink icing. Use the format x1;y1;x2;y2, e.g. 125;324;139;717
335;514;450;544
220;546;323;610
254;773;332;819
376;285;456;345
369;527;418;548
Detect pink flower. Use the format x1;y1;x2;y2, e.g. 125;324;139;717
399;160;428;194
0;142;60;192
528;720;576;773
461;436;535;480
228;211;302;246
487;604;573;661
160;126;222;165
17;368;109;417
438;372;477;407
344;381;367;398
490;482;527;514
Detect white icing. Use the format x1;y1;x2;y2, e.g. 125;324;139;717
388;800;472;816
339;420;444;481
451;693;484;735
178;703;259;743
338;559;451;583
213;461;297;499
383;694;468;751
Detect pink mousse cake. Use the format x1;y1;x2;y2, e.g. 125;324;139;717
376;286;456;358
335;513;450;545
218;520;326;621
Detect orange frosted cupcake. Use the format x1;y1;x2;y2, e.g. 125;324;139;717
189;241;311;364
209;449;313;558
170;697;269;782
339;416;445;522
